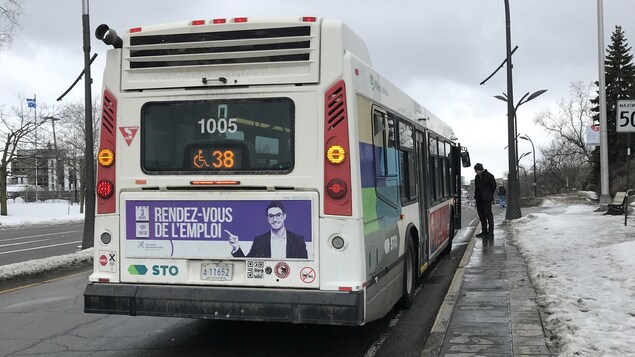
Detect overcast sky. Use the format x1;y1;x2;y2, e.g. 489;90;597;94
1;0;634;179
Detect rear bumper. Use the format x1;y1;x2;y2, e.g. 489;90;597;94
84;283;365;326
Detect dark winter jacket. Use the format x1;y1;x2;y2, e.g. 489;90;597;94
474;169;496;202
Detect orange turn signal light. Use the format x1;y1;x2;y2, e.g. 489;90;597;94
98;149;114;167
326;145;346;164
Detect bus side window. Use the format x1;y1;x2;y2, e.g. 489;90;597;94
398;120;417;204
372;108;399;207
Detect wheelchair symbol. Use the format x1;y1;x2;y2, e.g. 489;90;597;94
193;150;210;168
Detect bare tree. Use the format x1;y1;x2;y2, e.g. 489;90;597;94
0;95;46;215
533;81;595;192
56;98;100;213
534;81;595;164
0;0;23;50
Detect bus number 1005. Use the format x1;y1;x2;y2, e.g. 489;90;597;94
198;118;238;134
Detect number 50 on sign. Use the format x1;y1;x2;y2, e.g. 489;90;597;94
617;100;635;132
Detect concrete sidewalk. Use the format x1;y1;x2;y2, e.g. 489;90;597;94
421;214;551;356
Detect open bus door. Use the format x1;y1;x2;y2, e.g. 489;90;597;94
452;145;471;229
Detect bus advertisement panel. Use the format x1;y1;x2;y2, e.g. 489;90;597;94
124;199;313;260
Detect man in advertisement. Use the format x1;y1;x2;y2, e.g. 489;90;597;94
227;201;308;259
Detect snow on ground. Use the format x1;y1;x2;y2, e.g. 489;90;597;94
507;192;635;356
0;200;89;280
0;248;93;280
0;199;84;227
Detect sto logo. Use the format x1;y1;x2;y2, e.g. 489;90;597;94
128;265;179;276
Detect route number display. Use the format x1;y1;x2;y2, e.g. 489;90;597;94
190;147;243;170
617;100;635;132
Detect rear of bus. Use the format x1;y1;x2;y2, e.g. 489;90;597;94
84;17;372;325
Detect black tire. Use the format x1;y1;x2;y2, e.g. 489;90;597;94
401;237;416;309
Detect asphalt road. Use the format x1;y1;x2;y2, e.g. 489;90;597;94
0;207;478;356
0;222;84;266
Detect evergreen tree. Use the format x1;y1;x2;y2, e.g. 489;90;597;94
590;26;635;191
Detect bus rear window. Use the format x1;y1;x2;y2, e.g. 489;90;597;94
141;98;294;173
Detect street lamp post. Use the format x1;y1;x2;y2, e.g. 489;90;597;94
494;88;546;218
480;0;547;219
520;135;536;196
501;0;522;219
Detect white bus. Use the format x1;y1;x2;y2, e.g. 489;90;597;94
85;16;470;326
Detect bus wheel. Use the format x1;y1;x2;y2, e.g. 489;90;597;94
401;237;416;309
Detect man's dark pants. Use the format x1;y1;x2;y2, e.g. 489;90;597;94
476;199;494;235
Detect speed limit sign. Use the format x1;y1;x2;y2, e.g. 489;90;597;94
617;100;635;132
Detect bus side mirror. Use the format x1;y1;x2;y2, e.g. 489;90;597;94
461;151;471;167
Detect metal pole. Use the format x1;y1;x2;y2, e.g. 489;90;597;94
51;118;58;191
597;0;610;205
82;0;95;249
626;133;630;226
532;147;536;197
504;0;521;219
34;94;38;202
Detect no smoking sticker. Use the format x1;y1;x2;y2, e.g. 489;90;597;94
300;267;316;283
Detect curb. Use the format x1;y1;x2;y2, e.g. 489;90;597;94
420;223;478;357
0;249;94;292
0;260;93;292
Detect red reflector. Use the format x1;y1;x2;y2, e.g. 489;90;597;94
213;18;227;24
338;286;353;292
96;180;114;199
98;278;110;283
129;27;142;33
326;178;348;199
191;20;205;26
233;17;248;23
302;16;317;22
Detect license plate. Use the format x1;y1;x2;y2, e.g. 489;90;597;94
201;263;233;281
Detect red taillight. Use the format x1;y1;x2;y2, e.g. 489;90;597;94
302;16;317;22
233;17;248;23
324;80;352;216
212;18;227;24
97;89;117;214
191;20;205;26
326;179;348;199
96;180;114;198
129;27;142;33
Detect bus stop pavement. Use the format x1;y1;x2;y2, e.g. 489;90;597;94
421;212;551;356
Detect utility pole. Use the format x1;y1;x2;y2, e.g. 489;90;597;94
82;0;95;249
597;0;610;205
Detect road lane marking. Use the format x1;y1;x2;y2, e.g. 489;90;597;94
0;270;92;295
0;241;83;255
0;239;50;248
0;230;82;242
